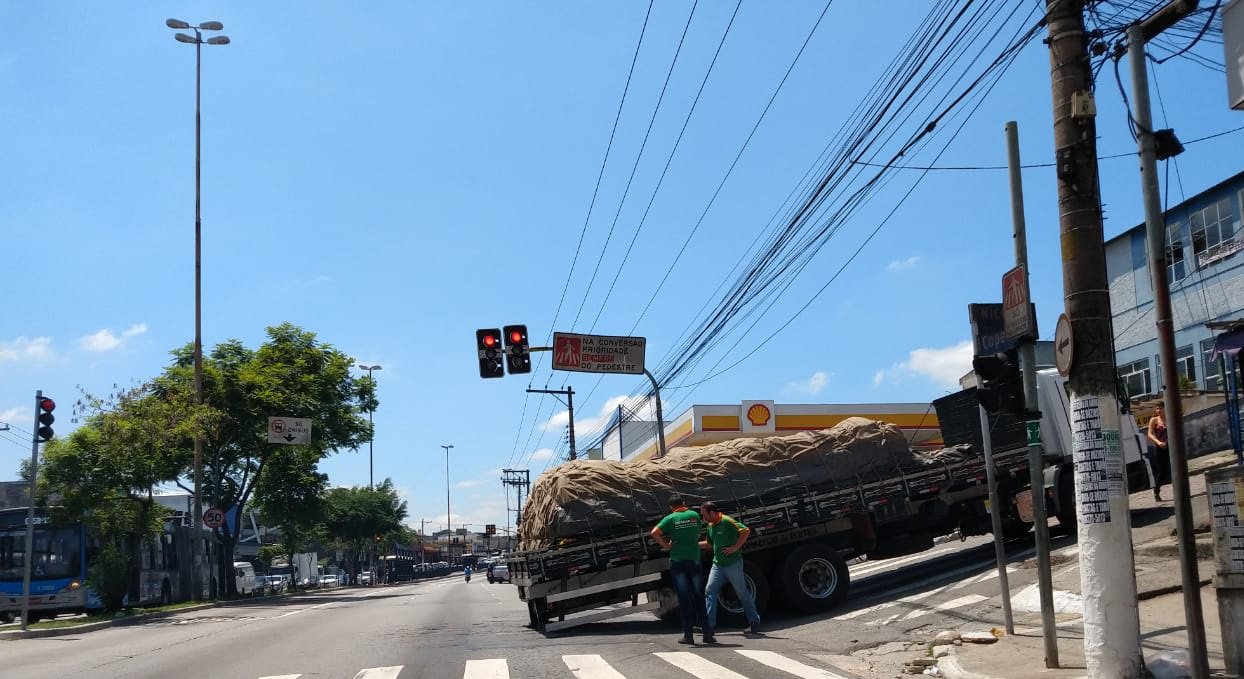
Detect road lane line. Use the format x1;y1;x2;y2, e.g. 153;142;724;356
352;667;404;679
563;654;627;679
259;675;302;679
655;652;748;679
840;559;1019;621
894;593;988;623
464;659;509;679
735;651;852;679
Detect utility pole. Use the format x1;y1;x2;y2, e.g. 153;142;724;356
526;387;576;460
1006;121;1059;666
1047;2;1143;676
1126;4;1208;676
643;370;668;458
502;469;531;533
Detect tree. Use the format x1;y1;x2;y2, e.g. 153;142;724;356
163;323;370;597
253;446;328;577
38;382;195;610
323;480;408;584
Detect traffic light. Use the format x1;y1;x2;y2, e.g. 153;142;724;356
973;350;1025;415
476;328;504;379
36;396;55;442
503;324;531;374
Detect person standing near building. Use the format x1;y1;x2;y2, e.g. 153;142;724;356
700;500;761;636
1146;402;1169;501
650;496;713;645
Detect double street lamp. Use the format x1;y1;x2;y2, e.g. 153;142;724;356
358;364;382;488
166;17;228;600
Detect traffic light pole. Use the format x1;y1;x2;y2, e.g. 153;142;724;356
1006;120;1059;666
21;391;43;631
978;404;1015;634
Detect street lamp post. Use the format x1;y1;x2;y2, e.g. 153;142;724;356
357;364;382;488
166;17;229;601
441;444;453;560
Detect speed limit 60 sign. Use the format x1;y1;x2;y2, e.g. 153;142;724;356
203;507;225;529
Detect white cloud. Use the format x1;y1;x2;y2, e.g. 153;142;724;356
0;336;55;363
540;394;656;435
77;324;147;353
886;256;920;272
874;340;973;389
0;407;24;425
787;371;829;396
528;448;554;461
454;478;490;490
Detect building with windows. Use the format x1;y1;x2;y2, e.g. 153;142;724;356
1105;170;1244;399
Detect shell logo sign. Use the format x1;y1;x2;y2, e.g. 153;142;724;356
741;400;776;433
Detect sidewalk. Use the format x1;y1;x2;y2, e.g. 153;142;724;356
939;450;1241;679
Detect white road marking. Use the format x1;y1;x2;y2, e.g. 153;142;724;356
893;593;988;623
839;562;1016;621
258;675;302;679
275;601;337;618
352;667;404;679
464;658;509;679
735;650;852;679
563;654;627;679
655;652;748;679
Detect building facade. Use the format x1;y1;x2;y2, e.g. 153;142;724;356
1105;170;1244;399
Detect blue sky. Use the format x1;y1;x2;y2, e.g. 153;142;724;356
2;2;1238;537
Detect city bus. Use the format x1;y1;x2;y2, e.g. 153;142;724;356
0;507;218;622
0;507;88;623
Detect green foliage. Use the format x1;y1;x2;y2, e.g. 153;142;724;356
87;543;130;613
323;480;408;575
256;545;283;571
1179;375;1196;391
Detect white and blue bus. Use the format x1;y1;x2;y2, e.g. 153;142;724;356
0;507;88;623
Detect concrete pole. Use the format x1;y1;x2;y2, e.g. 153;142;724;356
1127;24;1209;679
20;391;42;631
1047;3;1144;676
979;405;1015;634
1206;466;1244;675
1006;121;1059;666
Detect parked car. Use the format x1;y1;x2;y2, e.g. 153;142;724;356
489;562;510;584
260;575;285;594
359;570;374;586
234;562;257;596
319;574;340;588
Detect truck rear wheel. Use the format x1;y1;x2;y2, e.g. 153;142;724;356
777;544;850;614
714;560;770;625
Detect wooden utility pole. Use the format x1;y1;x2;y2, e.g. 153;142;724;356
1046;2;1143;676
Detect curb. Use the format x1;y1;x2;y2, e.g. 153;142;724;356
937;651;1000;679
0;602;218;640
1137;577;1214;601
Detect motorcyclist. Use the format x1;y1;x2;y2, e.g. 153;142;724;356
464;565;472;582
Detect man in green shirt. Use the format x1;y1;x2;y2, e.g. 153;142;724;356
651;495;714;644
700;500;761;635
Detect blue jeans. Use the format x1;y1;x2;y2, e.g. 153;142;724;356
669;558;709;637
705;559;759;629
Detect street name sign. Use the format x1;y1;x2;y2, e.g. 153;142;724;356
268;416;312;445
551;332;647;375
1002;265;1035;341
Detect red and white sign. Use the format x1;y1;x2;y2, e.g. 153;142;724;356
552;332;646;375
1002;265;1034;341
203;507;225;529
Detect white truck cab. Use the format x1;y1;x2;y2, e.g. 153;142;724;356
234;562;256;597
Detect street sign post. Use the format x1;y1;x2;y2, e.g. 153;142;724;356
268;416;312;445
551;332;647;374
1003;265;1035;341
203;507;225;529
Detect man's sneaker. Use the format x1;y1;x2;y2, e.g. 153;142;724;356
744;622;762;635
678;635;695;645
702;633;717;644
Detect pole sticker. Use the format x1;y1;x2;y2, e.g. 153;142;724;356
1070;395;1125;524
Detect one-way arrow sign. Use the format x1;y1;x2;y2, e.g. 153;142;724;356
268;416;312;445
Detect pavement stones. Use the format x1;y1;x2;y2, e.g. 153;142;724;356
960;631;1000;644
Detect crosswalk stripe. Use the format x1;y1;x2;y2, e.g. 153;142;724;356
655;652;748;679
465;659;509;679
352;667;404;679
564;654;627;679
735;651;851;679
897;593;987;622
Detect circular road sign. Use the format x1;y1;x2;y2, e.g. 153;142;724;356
203;507;225;529
1054;313;1075;377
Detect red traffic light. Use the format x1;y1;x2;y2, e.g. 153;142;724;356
509;330;524;344
483;334;497;348
39;398;55;412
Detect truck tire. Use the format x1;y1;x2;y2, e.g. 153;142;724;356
713;560;770;625
777;544;850;614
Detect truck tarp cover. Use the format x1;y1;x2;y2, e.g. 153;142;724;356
518;417;965;550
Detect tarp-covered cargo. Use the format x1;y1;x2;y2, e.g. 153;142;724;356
517;417;973;550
